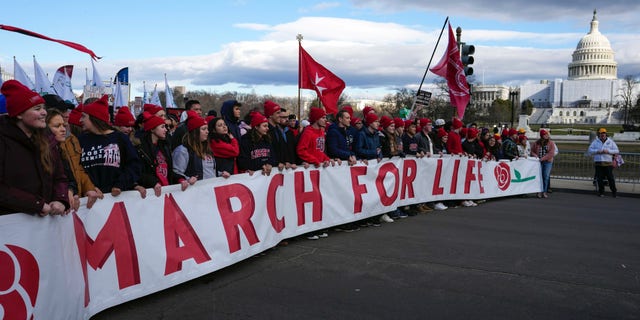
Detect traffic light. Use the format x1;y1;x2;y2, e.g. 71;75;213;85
461;43;475;76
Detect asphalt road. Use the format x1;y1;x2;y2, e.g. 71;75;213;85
92;191;640;320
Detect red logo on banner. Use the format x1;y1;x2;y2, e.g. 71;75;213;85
0;245;40;320
494;162;511;191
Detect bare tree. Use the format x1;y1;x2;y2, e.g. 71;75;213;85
618;75;639;125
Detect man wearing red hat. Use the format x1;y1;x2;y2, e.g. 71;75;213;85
297;108;331;167
0;80;69;216
264;100;297;170
416;118;435;157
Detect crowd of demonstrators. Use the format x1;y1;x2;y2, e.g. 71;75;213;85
3;78;596;240
587;128;619;198
0;80;69;216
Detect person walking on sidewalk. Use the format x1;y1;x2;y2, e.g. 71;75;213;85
587;128;619;197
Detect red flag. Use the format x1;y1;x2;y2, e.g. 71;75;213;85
0;24;100;60
299;44;345;115
429;23;470;119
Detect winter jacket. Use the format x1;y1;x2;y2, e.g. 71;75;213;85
296;126;330;165
326;123;356;160
59;134;97;196
0;116;69;215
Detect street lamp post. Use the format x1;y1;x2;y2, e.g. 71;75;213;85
509;90;517;128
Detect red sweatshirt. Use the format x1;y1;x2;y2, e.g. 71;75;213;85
296;126;330;165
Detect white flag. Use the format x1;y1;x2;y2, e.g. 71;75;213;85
33;56;54;95
165;74;176;109
52;65;78;106
150;84;162;107
91;59;104;88
13;57;35;90
113;79;127;109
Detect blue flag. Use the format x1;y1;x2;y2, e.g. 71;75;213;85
114;67;128;85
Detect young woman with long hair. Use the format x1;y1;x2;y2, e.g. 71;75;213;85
173;112;229;191
78;95;145;198
0;80;69;216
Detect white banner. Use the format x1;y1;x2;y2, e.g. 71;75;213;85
0;156;542;319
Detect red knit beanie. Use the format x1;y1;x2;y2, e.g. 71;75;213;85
309;108;326;124
0;80;45;117
186;112;207;132
114;106;135;127
437;127;448;138
364;112;378;126
393;117;404;129
341;105;354;117
380;115;393;129
362;106;374;115
419;118;432;128
142;112;166;131
250;112;268;128
350;117;362;127
452;118;463;130
539;129;548;137
467;127;479;139
143;103;163;115
404;119;414;129
83;95;110;124
263;100;281;118
509;128;518;136
68;105;83;126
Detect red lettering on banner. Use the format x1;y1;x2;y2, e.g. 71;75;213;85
350;166;368;213
477;161;485;193
400;159;417;199
214;184;260;254
0;245;39;320
450;159;461;194
432;159;445;195
266;173;285;232
464;160;477;194
72;203;140;307
376;162;400;206
163;194;212;275
294;170;322;225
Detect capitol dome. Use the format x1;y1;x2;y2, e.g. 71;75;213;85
568;10;617;80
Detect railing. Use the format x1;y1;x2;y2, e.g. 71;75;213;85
551;150;640;183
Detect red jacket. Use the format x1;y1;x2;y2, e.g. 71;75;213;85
296;126;329;165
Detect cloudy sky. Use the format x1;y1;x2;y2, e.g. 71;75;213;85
1;0;639;101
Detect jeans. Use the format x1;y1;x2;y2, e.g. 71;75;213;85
595;165;617;195
540;161;553;193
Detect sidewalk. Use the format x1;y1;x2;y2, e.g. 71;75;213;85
551;178;640;197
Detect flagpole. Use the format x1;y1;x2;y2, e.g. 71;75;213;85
296;34;303;121
408;16;449;119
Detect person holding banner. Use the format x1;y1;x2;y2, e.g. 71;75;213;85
238;112;277;175
136;112;175;197
209;117;240;175
355;112;386;226
79;95;145;198
173;111;228;191
0;80;69;216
